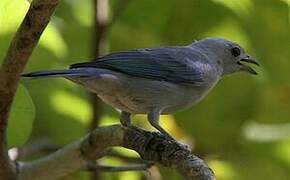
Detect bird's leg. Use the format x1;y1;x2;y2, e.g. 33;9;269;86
120;111;132;127
148;110;175;141
120;111;144;132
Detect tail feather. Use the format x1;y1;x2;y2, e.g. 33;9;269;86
21;69;95;78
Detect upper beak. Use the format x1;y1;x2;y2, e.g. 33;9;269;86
238;55;260;75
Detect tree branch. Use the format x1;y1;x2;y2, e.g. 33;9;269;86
0;0;59;179
18;125;215;180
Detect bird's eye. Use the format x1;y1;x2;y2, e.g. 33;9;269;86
231;47;241;57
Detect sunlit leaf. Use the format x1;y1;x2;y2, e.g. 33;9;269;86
0;0;67;58
0;0;29;34
39;22;68;58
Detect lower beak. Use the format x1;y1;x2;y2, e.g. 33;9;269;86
238;56;260;75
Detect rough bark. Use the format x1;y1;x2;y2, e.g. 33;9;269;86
18;125;215;180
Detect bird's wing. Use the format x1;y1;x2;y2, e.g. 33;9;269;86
70;47;207;85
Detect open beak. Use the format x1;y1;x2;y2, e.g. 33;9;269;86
238;55;260;75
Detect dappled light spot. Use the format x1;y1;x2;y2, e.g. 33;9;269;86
0;0;29;34
0;0;67;58
274;141;290;167
242;121;290;142
213;0;253;17
50;90;92;124
208;159;238;180
98;115;119;126
39;23;68;58
160;115;192;142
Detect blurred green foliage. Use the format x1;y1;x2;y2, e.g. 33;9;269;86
8;84;35;147
1;0;290;179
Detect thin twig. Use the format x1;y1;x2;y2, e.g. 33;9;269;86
9;139;59;161
90;1;110;179
84;162;153;172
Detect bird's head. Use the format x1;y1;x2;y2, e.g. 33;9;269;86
192;37;260;76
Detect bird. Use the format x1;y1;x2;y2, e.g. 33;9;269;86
22;37;260;140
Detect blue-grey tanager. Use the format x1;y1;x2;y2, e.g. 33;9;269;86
22;37;259;140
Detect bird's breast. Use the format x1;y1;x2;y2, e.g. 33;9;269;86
69;69;220;114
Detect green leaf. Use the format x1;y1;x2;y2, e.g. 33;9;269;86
39;23;68;58
0;0;67;59
0;0;29;34
7;84;35;147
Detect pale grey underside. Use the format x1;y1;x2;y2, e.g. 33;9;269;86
68;68;220;114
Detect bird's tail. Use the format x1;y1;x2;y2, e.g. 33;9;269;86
22;68;95;78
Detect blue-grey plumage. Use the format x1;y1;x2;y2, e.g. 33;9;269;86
22;37;259;139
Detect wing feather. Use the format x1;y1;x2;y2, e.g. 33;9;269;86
70;47;206;85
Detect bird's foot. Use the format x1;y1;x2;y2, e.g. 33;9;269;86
122;124;190;151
